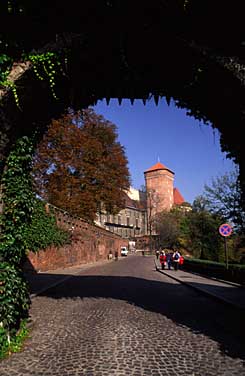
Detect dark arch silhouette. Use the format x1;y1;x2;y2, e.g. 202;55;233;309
0;1;244;205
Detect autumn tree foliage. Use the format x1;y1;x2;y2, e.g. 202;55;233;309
32;109;130;221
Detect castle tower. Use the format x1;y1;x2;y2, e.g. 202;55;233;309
144;162;175;222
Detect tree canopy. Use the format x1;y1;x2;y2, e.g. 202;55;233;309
195;169;245;233
153;207;224;261
32;109;130;221
153;210;181;250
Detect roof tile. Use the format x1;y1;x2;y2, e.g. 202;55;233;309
144;162;173;173
173;187;185;205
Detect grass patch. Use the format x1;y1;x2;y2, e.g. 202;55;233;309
0;319;30;360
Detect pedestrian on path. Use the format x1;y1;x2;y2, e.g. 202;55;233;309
159;251;167;270
166;252;172;270
156;250;160;259
179;255;184;269
115;250;119;261
172;250;180;271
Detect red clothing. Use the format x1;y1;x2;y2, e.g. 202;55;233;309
159;254;166;264
179;256;184;265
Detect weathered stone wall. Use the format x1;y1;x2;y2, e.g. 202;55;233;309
27;205;128;272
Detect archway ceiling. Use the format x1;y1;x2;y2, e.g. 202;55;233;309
0;0;245;199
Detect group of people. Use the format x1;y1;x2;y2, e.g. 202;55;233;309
156;249;184;271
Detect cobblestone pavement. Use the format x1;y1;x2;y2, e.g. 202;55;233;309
1;254;245;376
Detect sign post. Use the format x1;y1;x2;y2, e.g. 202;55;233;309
219;223;233;269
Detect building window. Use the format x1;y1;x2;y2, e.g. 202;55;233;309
136;218;139;228
127;217;130;227
118;216;121;225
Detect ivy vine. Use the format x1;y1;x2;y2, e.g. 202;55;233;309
0;79;21;109
0;51;63;109
0;135;70;351
0;136;36;264
0;136;35;350
22;199;70;253
28;52;62;100
0;54;21;109
0;54;13;82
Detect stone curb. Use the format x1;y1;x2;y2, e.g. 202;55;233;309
181;269;243;288
154;259;245;312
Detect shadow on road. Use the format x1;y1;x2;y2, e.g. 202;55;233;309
25;271;245;362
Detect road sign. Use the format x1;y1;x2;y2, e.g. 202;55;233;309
219;223;233;237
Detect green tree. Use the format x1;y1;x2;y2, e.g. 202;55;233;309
192;180;245;263
202;169;244;233
153;210;182;250
184;210;223;261
192;195;209;212
32;109;130;221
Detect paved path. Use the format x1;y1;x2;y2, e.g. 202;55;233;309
1;254;245;376
154;259;245;310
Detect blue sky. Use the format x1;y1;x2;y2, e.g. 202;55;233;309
93;98;236;204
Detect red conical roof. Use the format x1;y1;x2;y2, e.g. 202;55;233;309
173;187;185;205
144;162;174;174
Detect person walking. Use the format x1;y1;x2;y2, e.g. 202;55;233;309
159;251;166;270
156;249;160;260
166;252;172;270
115;250;119;261
179;254;184;269
172;250;180;271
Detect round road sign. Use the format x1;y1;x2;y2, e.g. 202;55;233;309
219;223;233;237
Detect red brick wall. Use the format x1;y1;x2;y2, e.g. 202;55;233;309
145;169;174;213
27;207;128;272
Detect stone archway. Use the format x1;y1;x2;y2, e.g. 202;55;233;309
1;1;245;205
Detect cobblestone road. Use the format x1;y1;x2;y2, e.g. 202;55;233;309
1;254;245;376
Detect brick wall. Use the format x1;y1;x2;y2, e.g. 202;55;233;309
27;205;128;272
145;169;174;213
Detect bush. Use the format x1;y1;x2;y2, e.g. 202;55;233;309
0;262;30;359
22;200;70;252
0;319;29;359
0;262;30;330
183;257;245;285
